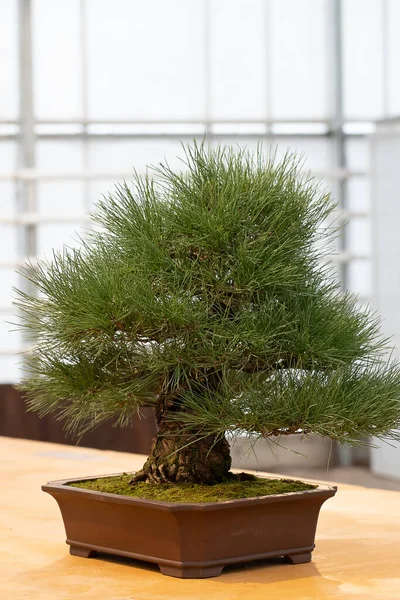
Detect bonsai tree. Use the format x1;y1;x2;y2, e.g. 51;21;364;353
15;143;400;486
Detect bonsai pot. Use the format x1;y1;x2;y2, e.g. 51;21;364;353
43;472;336;579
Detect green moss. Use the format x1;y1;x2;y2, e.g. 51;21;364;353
70;474;316;503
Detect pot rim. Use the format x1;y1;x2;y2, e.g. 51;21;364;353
42;471;337;512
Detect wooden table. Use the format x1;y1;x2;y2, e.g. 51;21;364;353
1;436;400;599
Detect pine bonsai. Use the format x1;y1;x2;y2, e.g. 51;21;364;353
15;143;400;486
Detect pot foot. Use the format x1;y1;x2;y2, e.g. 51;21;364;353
158;564;224;578
69;545;97;558
284;552;312;564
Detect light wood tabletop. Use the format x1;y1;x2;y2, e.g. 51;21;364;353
1;436;400;599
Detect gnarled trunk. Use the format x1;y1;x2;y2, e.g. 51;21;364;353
130;376;232;485
130;417;232;484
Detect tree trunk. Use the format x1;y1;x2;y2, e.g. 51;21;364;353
130;417;232;485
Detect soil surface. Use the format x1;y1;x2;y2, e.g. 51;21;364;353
70;474;316;502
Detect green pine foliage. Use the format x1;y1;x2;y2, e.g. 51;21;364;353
14;143;400;445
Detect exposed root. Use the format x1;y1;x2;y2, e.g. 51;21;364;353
130;467;258;486
130;469;148;484
130;463;176;485
129;429;232;486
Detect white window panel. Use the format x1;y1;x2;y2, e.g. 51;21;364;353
342;0;384;119
0;311;21;352
0;183;16;219
36;141;85;217
0;356;21;384
370;131;400;350
87;137;204;211
0;141;17;218
0;0;18;119
326;179;340;209
32;0;82;119
269;137;334;171
387;0;400;115
88;137;335;179
269;0;328;119
36;140;84;170
0;225;18;262
346;139;370;172
88;138;194;173
210;136;334;172
0;269;19;307
347;178;370;212
210;0;266;120
37;182;85;219
346;218;370;255
372;212;400;326
211;136;337;220
348;260;372;298
37;223;84;259
86;0;205;120
89;180;117;213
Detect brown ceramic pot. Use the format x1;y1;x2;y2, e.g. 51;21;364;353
42;473;336;578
